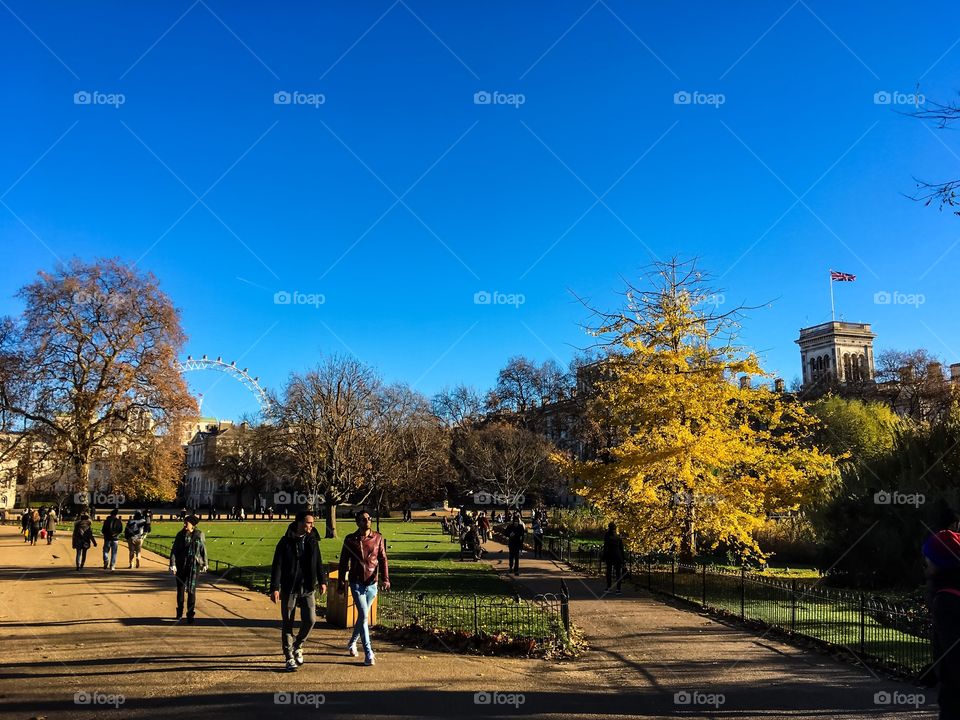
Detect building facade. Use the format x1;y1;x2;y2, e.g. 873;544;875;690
796;321;877;387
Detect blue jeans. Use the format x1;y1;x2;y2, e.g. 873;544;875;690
102;540;118;568
349;582;378;658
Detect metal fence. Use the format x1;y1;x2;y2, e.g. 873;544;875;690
142;538;273;593
143;536;570;647
546;536;931;678
377;589;569;643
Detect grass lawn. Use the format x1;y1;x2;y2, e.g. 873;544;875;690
143;518;511;596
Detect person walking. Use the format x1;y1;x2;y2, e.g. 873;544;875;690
44;508;58;544
337;510;390;666
532;516;545;559
101;509;123;570
506;513;526;575
270;511;327;672
124;511;147;568
72;513;97;570
28;508;41;545
602;522;627;594
169;515;207;623
21;508;30;542
478;512;491;544
923;512;960;720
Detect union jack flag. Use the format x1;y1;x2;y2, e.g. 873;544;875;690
830;270;856;282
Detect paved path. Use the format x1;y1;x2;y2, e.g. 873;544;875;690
0;525;937;719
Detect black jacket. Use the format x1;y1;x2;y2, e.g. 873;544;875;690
271;522;327;596
602;531;626;564
506;522;526;549
102;516;123;542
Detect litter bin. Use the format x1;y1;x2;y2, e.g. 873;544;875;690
326;564;377;628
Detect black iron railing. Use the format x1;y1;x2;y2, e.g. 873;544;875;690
545;535;930;678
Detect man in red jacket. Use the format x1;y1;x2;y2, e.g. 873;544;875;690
337;510;390;666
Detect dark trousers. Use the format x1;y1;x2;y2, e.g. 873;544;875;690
508;545;521;573
606;562;624;591
933;593;960;719
176;576;196;619
75;548;88;568
281;592;317;659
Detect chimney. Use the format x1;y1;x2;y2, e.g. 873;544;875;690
951;363;960;382
774;378;785;393
927;362;943;381
739;376;751;390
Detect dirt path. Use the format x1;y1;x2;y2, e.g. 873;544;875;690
0;525;937;719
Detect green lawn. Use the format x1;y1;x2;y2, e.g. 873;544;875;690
143;518;511;596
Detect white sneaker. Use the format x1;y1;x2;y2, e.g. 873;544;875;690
293;647;304;666
285;657;298;672
347;642;358;657
364;655;375;666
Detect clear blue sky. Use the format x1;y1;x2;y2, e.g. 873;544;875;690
2;1;959;420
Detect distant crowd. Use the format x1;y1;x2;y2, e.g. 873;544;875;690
441;506;549;573
19;506;153;570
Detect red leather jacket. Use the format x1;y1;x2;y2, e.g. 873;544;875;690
338;530;390;586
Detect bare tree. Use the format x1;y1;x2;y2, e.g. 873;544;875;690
215;423;283;509
456;422;557;510
370;384;449;517
912;98;960;215
271;355;381;538
432;384;483;429
875;348;956;422
0;259;196;498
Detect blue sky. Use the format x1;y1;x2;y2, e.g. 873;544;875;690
2;1;959;420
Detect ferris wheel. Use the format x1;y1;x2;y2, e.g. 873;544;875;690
177;355;271;414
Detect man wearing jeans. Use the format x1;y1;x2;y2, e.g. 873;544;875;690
338;510;390;666
101;509;123;570
270;511;327;672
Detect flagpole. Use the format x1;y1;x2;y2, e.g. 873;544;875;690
829;270;835;321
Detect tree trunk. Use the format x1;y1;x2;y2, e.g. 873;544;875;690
680;503;697;562
325;503;337;538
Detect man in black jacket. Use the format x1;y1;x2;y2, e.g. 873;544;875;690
101;509;124;571
270;511;327;672
602;522;626;594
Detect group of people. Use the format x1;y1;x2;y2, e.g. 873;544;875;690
69;508;152;570
19;507;58;545
439;507;549;574
165;509;389;671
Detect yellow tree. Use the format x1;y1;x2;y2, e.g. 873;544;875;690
572;259;835;559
